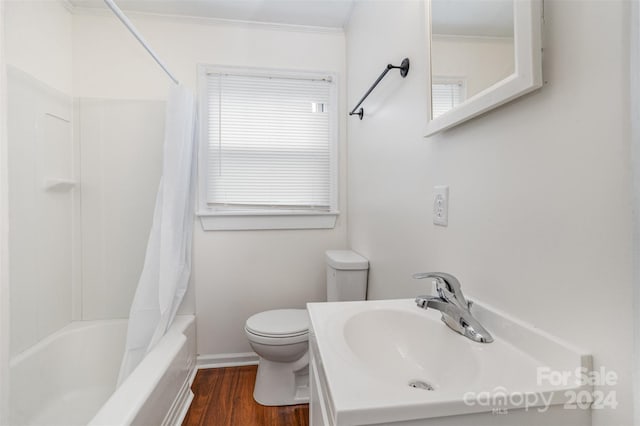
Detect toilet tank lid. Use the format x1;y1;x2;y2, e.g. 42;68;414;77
326;250;369;270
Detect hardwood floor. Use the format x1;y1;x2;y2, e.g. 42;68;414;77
182;366;310;426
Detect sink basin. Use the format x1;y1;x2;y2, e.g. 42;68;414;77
307;299;593;426
343;308;479;390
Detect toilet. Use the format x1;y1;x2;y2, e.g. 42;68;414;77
244;250;369;406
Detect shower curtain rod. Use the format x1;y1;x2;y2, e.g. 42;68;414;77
103;0;180;85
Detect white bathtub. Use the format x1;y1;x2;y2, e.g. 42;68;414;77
9;315;196;426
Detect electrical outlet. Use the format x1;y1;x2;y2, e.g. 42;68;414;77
433;186;449;226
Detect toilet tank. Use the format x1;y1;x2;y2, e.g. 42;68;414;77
325;250;369;302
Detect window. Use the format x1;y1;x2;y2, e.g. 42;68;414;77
197;65;338;231
432;78;466;118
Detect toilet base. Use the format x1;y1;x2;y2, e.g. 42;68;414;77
253;351;309;406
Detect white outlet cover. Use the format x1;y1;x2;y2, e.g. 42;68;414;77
433;186;449;226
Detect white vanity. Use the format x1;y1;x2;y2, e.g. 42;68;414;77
307;299;593;426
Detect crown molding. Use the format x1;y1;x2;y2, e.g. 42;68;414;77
69;5;345;35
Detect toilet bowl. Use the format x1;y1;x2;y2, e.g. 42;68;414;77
245;309;310;406
245;250;369;406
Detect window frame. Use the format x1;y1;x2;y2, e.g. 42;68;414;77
196;64;339;231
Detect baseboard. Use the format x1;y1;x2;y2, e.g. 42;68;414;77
188;361;199;384
197;352;259;369
167;387;193;426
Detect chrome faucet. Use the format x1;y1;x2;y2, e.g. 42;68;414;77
413;272;494;343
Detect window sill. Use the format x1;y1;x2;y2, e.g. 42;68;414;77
197;210;339;231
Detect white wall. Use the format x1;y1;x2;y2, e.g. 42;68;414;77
431;35;514;99
4;0;73;95
630;1;640;423
0;1;11;422
346;1;633;426
72;12;347;355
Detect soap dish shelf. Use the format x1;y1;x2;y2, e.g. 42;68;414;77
43;178;77;192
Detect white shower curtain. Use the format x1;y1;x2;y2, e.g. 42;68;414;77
117;85;197;384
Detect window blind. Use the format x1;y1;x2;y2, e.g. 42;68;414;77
206;72;333;210
432;81;464;118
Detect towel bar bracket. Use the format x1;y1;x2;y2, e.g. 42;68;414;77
395;58;410;78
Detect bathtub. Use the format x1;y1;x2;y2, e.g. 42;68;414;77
9;315;196;426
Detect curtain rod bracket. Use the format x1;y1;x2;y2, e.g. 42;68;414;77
349;58;410;120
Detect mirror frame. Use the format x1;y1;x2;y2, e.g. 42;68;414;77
425;0;543;136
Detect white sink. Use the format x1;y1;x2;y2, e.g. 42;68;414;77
343;308;479;390
307;299;593;426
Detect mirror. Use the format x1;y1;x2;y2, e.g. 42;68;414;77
425;0;542;136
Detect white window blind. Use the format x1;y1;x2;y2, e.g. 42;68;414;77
432;81;464;118
205;71;334;211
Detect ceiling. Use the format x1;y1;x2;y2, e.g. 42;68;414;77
431;0;514;38
69;0;355;29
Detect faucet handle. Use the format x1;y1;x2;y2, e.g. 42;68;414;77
412;272;467;304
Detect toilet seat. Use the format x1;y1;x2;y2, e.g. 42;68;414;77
245;309;309;345
245;309;309;337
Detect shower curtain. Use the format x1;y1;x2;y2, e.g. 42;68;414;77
117;85;197;384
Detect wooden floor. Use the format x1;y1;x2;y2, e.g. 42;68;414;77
182;366;309;426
